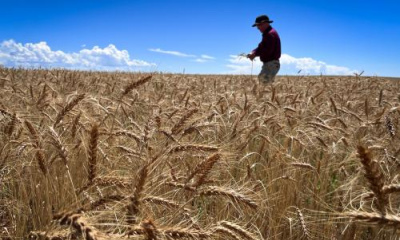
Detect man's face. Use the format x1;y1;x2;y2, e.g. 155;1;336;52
256;22;269;33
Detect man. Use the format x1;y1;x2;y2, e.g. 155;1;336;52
247;15;281;83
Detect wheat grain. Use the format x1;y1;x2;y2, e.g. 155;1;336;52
213;226;241;240
186;153;220;187
171;109;198;135
357;145;388;215
48;126;68;165
127;165;148;224
93;176;131;188
162;227;210;239
219;221;258;240
143;196;186;210
88;124;99;185
141;219;159;240
345;211;400;226
169;144;219;154
291;162;316;171
295;207;311;240
199;186;257;209
53;211;99;240
54;93;85;127
121;75;152;98
71;112;81;138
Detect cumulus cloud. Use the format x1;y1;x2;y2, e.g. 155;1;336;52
280;54;357;75
226;53;358;75
0;39;155;71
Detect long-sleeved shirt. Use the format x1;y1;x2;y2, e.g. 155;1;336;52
253;26;281;63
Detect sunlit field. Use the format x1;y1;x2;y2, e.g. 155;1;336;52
1;67;400;239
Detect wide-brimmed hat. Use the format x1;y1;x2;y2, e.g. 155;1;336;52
252;15;273;27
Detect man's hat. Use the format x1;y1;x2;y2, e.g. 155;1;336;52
252;15;273;27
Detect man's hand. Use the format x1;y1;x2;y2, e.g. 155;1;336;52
247;52;256;61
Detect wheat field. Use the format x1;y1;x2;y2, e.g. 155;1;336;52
1;67;400;239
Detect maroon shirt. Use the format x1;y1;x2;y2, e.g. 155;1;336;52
253;26;281;63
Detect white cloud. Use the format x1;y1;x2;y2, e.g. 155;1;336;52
280;54;357;75
226;53;358;75
193;54;216;63
200;54;215;60
225;55;262;74
0;39;155;71
149;48;216;64
194;58;207;63
148;48;196;57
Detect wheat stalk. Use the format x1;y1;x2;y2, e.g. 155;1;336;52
171;109;198;135
71;112;81;138
48;126;79;202
357;145;388;215
114;130;143;145
121;75;152;98
295;207;311;240
93;176;131;188
5;112;17;137
364;184;400;199
53;211;99;240
87;124;99;185
213;226;241;240
169;144;219;154
48;126;68;166
218;221;258;240
385;115;395;137
25;120;47;175
143;196;187;211
54;93;85;127
345;211;400;226
199;186;257;209
83;195;125;211
185;153;220;188
127;165;148;224
162;227;210;239
291;162;316;171
141;219;159;240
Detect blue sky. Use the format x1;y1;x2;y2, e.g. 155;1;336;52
1;0;399;76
